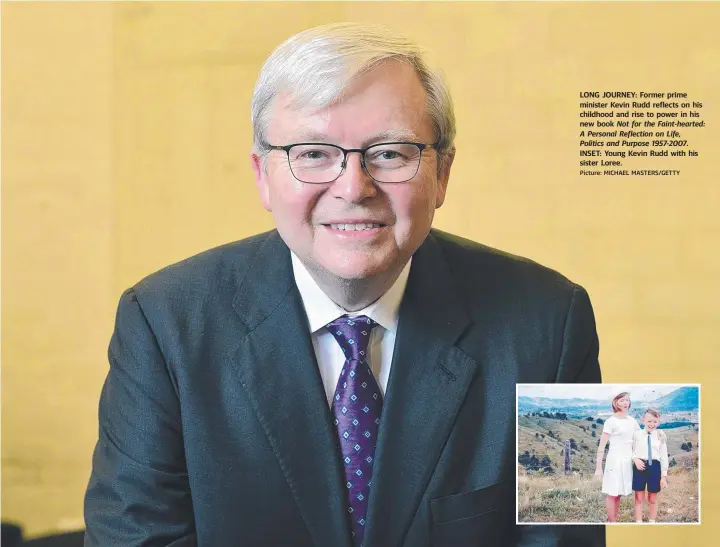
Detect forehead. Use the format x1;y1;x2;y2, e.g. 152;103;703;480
267;60;433;144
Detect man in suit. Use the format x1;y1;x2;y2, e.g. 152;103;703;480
84;23;605;546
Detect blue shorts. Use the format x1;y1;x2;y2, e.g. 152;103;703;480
632;459;661;493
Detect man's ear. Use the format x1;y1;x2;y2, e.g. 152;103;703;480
435;146;456;209
250;150;272;212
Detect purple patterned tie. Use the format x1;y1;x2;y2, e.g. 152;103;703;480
327;315;381;547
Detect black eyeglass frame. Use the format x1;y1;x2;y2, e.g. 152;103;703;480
262;141;440;184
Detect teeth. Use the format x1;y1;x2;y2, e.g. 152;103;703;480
330;223;381;231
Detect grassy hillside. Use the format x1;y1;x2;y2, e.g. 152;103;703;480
518;466;699;523
518;415;698;474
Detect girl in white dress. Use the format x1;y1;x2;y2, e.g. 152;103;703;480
594;392;640;522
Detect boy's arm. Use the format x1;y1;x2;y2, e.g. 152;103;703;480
660;436;669;476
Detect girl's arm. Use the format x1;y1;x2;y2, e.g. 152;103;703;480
631;430;639;459
595;432;610;475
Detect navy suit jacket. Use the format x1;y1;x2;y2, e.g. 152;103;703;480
84;229;605;546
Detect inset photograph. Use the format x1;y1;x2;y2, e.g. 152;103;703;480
517;384;700;524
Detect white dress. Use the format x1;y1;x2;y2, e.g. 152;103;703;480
601;415;640;496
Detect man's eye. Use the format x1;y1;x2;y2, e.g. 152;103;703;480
372;150;404;161
299;150;327;160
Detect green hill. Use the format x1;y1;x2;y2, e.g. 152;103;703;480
652;386;699;412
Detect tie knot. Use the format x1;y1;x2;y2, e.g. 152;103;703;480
326;315;377;361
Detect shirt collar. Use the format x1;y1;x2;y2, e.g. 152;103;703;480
290;252;411;334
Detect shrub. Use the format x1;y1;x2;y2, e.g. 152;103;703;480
542;489;575;500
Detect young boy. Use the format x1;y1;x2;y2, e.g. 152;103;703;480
632;408;669;523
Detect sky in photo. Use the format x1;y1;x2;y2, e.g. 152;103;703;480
516;384;697;402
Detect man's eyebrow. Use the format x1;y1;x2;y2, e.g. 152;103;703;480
290;129;331;142
362;129;421;145
287;128;422;145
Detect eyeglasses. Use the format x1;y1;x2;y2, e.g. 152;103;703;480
264;141;439;184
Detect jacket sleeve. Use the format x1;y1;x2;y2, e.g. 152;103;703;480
84;289;196;547
555;284;601;384
516;525;606;547
514;284;605;546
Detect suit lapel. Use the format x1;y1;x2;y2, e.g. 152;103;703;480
363;231;478;547
231;232;352;547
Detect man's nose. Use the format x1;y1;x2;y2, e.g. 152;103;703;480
332;152;377;201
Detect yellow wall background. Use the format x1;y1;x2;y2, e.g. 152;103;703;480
2;2;718;543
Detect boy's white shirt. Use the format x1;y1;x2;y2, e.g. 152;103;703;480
632;428;669;477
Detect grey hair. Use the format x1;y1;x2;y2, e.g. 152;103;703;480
250;22;456;171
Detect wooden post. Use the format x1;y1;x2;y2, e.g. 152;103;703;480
564;440;571;475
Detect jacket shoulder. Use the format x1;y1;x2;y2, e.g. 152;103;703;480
131;230;276;303
430;229;579;295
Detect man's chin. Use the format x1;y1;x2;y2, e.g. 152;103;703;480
304;244;394;278
310;253;397;281
322;262;388;281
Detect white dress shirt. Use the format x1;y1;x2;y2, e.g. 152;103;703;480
290;252;411;406
632;428;669;477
